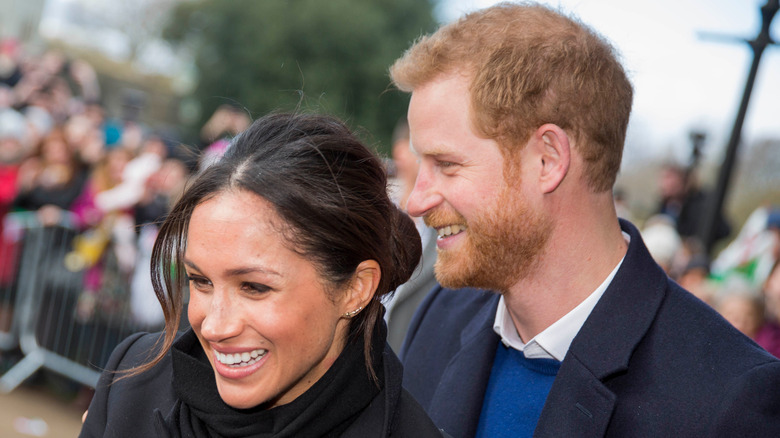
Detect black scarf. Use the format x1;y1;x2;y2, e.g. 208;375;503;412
155;325;384;438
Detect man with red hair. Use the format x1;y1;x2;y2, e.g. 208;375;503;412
391;3;780;437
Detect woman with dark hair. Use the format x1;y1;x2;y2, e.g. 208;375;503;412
80;113;444;437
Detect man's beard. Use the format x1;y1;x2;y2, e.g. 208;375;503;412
425;186;551;293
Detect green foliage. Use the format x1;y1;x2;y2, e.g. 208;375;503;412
164;0;437;153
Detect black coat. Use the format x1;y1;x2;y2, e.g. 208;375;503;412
401;220;780;438
81;329;444;437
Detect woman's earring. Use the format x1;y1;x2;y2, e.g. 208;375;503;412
343;306;364;318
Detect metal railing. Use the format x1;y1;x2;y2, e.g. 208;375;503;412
0;212;157;393
0;212;25;353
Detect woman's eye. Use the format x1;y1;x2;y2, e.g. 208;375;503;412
243;282;271;295
186;275;211;289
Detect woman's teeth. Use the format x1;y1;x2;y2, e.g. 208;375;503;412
216;349;267;367
437;224;467;239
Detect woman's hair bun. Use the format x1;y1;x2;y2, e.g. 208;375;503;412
387;206;422;292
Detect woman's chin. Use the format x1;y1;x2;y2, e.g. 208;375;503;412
217;386;268;410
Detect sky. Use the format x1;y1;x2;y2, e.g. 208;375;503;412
439;0;780;167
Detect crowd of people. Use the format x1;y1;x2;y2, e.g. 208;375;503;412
2;3;780;435
636;165;780;358
0;40;200;331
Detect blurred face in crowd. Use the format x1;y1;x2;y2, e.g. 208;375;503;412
392;134;418;210
105;148;130;186
405;74;551;292
0;138;23;163
718;294;763;339
764;264;780;320
678;267;713;306
149;159;188;199
659;166;685;200
41;133;71;165
64;115;92;145
80;128;106;165
0;86;13;107
185;190;350;409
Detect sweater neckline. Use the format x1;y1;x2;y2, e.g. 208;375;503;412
498;343;561;376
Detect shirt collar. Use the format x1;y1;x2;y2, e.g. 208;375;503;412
493;232;630;361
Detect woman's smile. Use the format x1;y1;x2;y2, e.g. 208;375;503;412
211;347;270;380
214;348;268;367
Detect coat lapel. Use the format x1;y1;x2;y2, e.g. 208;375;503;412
535;220;668;437
428;293;500;437
534;356;617;437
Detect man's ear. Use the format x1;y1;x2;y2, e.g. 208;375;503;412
532;123;571;194
341;260;381;318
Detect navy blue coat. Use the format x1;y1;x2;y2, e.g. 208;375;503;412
401;220;780;437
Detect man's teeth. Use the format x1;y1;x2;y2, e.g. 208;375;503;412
437;224;467;238
216;349;267;367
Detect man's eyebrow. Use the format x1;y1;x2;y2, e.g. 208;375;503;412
409;141;456;159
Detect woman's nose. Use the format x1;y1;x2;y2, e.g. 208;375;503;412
198;291;243;341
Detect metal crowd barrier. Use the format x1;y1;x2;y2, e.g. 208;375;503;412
0;212;27;353
0;212;154;393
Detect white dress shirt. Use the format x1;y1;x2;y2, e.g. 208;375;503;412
493;232;630;361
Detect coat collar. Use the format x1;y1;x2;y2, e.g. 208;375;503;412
429;290;501;437
341;342;402;438
567;219;667;378
534;219;668;437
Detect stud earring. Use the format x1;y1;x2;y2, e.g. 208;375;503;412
344;306;364;318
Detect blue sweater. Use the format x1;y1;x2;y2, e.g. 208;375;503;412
475;343;562;438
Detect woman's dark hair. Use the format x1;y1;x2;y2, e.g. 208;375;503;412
137;113;422;381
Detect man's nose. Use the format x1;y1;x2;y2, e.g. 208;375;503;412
405;165;443;217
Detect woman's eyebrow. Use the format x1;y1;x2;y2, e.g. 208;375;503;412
224;266;282;277
183;259;281;277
